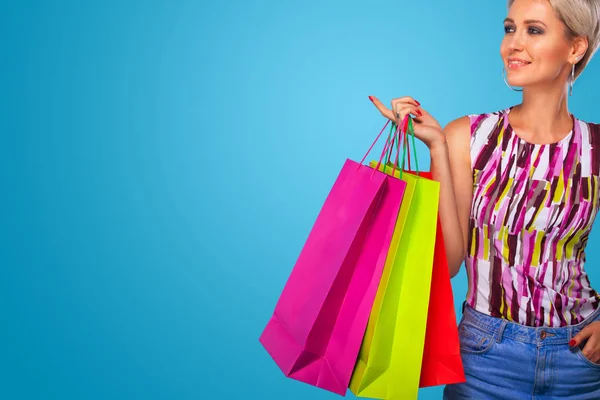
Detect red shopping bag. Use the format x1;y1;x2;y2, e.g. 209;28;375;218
418;187;466;387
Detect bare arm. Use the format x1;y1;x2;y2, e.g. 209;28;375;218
431;117;472;278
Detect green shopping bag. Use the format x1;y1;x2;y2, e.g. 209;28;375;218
349;117;440;400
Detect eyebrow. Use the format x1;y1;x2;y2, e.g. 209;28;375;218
504;17;548;27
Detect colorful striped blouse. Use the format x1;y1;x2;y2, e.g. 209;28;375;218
466;107;600;327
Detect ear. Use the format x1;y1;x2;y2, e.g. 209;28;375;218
571;35;589;64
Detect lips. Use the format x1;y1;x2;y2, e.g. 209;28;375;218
508;58;531;68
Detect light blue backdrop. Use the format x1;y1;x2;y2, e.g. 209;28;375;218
3;0;600;399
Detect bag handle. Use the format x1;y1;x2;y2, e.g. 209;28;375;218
376;114;410;178
362;114;420;178
360;117;401;177
359;119;392;166
374;120;401;177
367;114;415;178
408;117;420;173
376;115;420;178
400;116;420;174
384;118;405;177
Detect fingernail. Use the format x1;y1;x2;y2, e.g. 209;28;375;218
417;110;422;116
415;100;421;106
368;96;374;102
569;339;576;347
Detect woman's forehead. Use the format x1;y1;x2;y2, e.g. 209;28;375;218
507;0;561;25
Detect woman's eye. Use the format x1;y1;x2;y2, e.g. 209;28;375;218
503;25;543;35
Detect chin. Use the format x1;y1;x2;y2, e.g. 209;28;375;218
505;72;533;88
505;66;539;88
507;79;529;87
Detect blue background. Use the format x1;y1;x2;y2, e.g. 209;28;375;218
3;0;600;399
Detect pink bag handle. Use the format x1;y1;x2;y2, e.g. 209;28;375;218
377;121;401;176
358;115;411;179
373;115;410;176
359;119;392;166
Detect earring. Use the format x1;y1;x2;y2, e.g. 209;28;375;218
569;64;575;96
503;67;523;92
570;56;581;96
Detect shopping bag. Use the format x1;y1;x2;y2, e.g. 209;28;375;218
349;117;440;400
259;121;407;396
397;120;465;388
417;173;466;388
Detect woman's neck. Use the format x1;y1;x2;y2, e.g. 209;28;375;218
510;86;573;141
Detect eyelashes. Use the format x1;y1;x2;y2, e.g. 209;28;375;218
504;25;545;35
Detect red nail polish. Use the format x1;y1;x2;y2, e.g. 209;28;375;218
415;100;421;106
569;339;576;347
369;96;374;102
417;110;422;116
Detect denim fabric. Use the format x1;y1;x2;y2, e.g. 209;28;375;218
443;303;600;399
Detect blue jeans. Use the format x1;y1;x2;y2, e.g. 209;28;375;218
443;303;600;399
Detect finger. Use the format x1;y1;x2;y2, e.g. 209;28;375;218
391;96;421;109
390;108;411;127
369;95;396;121
571;326;594;346
394;104;423;120
582;346;599;362
393;105;420;121
582;334;599;355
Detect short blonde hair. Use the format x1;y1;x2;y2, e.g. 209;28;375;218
507;0;600;79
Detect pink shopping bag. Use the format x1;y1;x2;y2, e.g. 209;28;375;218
260;121;407;396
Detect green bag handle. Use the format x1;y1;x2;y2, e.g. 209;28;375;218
375;119;402;177
403;116;420;174
382;122;398;173
361;118;404;180
378;115;419;179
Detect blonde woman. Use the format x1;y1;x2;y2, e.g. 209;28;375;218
371;0;600;398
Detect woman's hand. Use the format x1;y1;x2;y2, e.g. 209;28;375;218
571;321;600;363
369;95;446;150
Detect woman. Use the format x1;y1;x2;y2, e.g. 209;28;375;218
371;0;600;398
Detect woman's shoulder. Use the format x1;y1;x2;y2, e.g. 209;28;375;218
466;108;509;127
444;108;507;138
575;115;600;130
572;116;600;145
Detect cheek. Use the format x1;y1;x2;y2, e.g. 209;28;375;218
530;43;565;63
500;40;510;57
530;44;568;78
528;36;570;65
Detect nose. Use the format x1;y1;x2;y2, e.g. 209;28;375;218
507;33;525;52
509;42;522;51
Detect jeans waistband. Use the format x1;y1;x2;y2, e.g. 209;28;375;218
461;303;600;345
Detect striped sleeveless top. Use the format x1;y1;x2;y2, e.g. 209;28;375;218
467;107;600;327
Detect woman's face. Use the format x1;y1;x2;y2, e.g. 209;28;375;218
501;0;574;89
